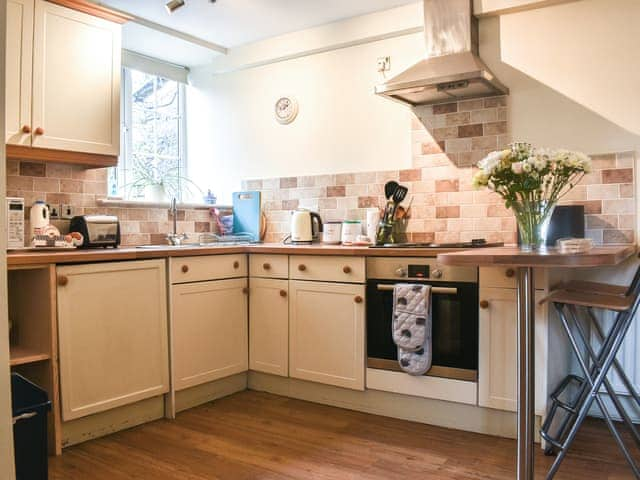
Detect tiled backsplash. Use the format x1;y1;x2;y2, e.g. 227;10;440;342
6;159;217;246
244;96;636;244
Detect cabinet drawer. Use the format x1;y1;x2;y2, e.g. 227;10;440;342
479;267;546;290
289;255;365;283
250;254;288;279
171;254;247;284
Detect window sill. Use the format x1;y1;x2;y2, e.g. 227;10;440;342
97;198;232;210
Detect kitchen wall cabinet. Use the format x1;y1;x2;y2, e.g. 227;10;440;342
172;278;249;391
5;0;121;159
289;280;365;390
56;260;169;421
6;0;33;146
478;286;548;414
249;277;289;377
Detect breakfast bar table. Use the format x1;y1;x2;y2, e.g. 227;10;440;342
437;245;637;480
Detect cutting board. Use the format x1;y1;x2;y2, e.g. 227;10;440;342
232;191;262;242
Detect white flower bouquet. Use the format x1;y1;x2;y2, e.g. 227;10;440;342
473;143;591;250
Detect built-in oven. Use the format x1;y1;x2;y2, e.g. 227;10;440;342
366;257;478;382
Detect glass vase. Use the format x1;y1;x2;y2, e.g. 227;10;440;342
512;201;556;252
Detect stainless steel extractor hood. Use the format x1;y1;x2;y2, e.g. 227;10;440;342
375;0;508;106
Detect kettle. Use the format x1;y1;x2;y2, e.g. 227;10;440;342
290;209;323;244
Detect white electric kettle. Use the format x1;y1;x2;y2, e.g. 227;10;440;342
290;209;323;244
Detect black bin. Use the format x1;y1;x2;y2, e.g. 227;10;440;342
11;373;51;480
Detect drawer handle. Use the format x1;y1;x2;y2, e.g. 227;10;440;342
34;127;44;136
181;265;189;273
505;268;515;278
233;261;240;269
242;287;249;294
298;264;306;271
21;125;31;134
343;266;352;274
263;263;271;270
480;300;489;309
57;275;68;286
354;295;363;304
279;289;287;298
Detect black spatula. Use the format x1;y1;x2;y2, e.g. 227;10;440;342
384;181;399;200
392;184;408;204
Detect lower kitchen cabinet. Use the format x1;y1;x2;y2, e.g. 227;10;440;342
289;280;365;390
478;287;547;414
56;260;169;421
172;278;248;390
249;278;289;377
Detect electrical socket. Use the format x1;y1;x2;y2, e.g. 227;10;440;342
376;56;390;73
60;204;75;220
48;204;60;219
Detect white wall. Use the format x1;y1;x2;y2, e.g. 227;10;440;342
0;0;17;477
187;0;640;203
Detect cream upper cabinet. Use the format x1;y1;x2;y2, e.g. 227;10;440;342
289;280;365;390
249;278;289;377
6;0;33;146
5;0;121;154
478;287;548;414
57;260;169;421
172;278;249;391
31;0;121;155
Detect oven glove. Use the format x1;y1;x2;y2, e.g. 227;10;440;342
392;284;430;350
398;345;432;376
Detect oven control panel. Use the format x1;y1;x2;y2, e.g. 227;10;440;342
368;257;477;283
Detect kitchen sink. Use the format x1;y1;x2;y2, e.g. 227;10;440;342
135;244;202;249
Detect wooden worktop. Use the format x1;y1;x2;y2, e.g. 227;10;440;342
7;243;475;266
437;245;637;268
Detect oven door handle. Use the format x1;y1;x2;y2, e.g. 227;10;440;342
376;284;458;295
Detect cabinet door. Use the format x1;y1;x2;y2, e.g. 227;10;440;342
249;278;288;376
57;260;169;421
172;278;248;391
32;0;120;155
6;0;33;145
478;287;547;414
289;280;365;390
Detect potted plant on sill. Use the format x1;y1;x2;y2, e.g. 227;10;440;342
124;157;202;202
473;143;591;251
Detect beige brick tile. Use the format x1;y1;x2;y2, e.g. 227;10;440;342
445;137;473;154
470;109;497;124
335;173;354;185
337;197;358;210
354;172;377;184
435;179;459;192
20;162;46;177
8;176;34;191
616;151;635;168
120;233;150;246
432;126;459;141
318;198;337;209
446;191;473;205
433;103;457;114
603;229;634;244
376;171;399;183
445;112;471;126
346;184;368;196
123;208;149;221
45;192;71;204
458;124;484;138
473;217;502;231
422;141;445;155
33;177;60;193
282;199;299;210
497;108;508;121
314;174;335;187
399;169;422;182
562;185;586;201
603;199;634;214
424;218;447;231
436;206;460;218
471;136;497;150
297;176;315;187
484;96;507;108
586;214;618;229
585;229;603;244
484;121;507;135
590;154;616;169
60;179;83;194
245;179;262;190
460;205;487;217
7;159;19;176
261;178;279;190
618;215;636;229
435;231;460;243
487;203;512;217
412;153;452;169
458;99;485;111
602;168;633;184
405;219;426;233
586;184;619;200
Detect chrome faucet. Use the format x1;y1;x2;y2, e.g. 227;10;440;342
166;198;188;245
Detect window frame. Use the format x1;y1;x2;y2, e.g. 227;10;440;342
112;66;188;201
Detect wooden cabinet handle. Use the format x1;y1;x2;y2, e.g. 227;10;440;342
354;295;363;304
21;125;31;134
343;266;352;274
181;265;189;273
34;127;44;136
279;290;287;298
233;261;240;269
298;264;306;271
505;268;515;278
479;300;489;309
242;287;249;294
263;263;271;270
57;275;68;286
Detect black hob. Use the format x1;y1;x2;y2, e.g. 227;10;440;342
370;239;504;249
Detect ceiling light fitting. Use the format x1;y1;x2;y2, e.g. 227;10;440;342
165;0;185;14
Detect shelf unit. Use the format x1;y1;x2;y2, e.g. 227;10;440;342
8;264;61;455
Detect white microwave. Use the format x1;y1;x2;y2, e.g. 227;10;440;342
7;197;25;249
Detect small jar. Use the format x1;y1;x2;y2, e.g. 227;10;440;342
322;222;343;244
341;220;362;245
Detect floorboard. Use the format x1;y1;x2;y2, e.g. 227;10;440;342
49;391;637;479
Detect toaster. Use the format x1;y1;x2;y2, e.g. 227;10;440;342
69;215;121;248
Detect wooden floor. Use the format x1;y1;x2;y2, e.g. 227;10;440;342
50;391;636;479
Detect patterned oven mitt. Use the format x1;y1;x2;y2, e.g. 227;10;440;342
392;284;432;376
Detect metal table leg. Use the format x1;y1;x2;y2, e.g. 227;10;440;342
517;267;536;480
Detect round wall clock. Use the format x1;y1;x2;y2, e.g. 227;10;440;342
275;96;299;125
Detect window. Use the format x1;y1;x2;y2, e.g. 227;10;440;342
109;67;188;201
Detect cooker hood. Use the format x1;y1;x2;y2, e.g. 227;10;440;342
375;0;508;106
